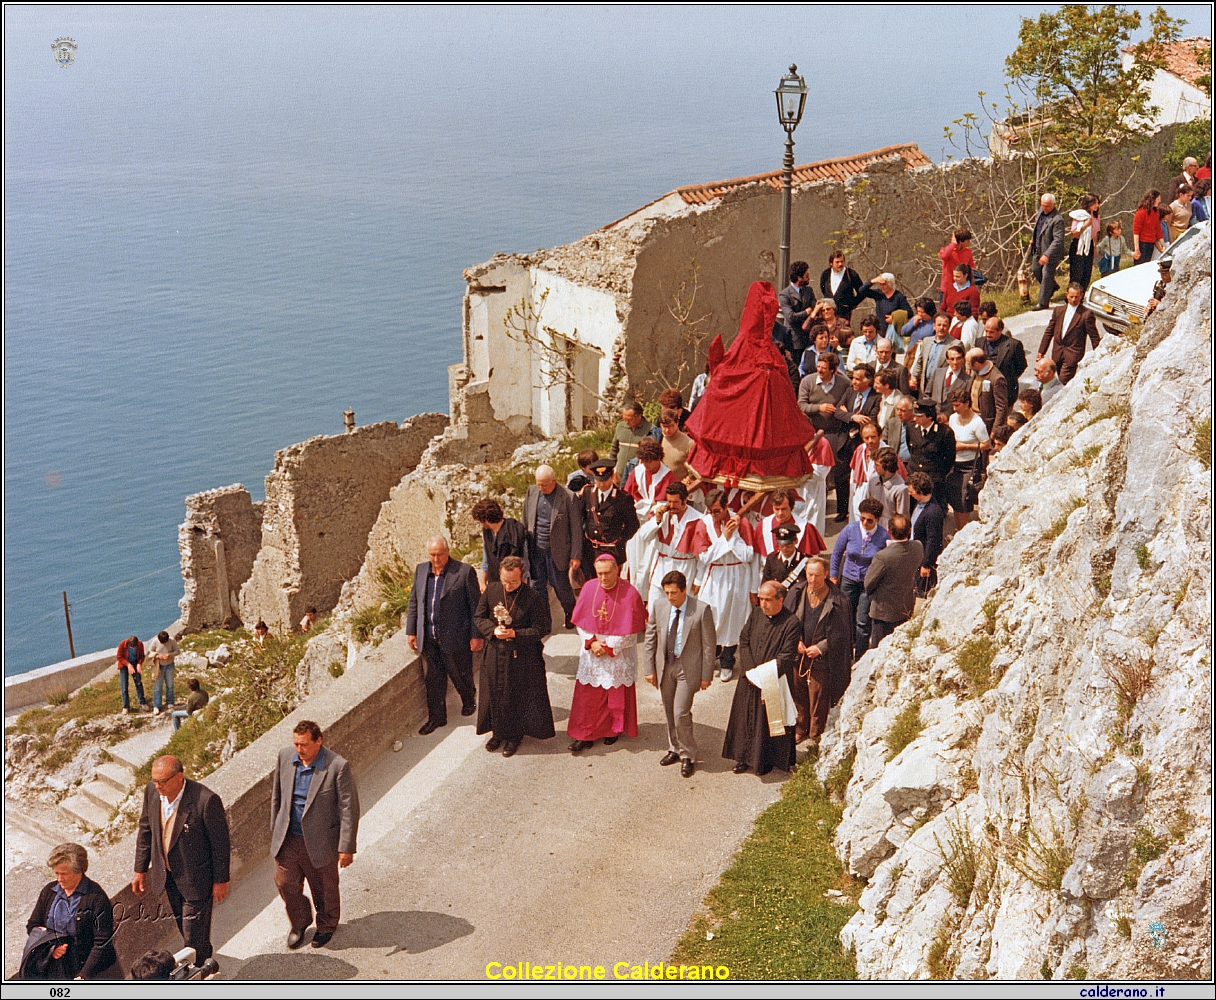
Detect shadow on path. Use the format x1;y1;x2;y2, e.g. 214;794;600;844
329;910;474;955
231;952;360;980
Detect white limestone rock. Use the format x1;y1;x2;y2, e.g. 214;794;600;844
819;230;1212;980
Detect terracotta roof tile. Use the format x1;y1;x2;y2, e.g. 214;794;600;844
675;143;932;205
1125;37;1212;88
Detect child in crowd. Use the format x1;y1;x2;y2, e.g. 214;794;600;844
1096;221;1131;276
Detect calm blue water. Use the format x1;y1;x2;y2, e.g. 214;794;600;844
5;5;1203;675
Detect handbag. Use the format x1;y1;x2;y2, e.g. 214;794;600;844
963;452;988;508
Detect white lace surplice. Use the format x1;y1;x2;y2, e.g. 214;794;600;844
575;628;638;688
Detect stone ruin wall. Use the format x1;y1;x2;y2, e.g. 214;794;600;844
237;413;448;630
178;484;264;631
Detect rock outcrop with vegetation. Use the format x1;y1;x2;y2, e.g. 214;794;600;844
817;230;1212;980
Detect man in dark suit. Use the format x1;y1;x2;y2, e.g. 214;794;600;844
778;261;816;351
523;465;583;629
576;459;639;570
907;472;945;596
406;535;484;734
271;720;360;950
966;348;1010;433
864;514;924;648
981;317;1027;392
832;363;882;520
798;354;852;521
642;570;717;777
873;338;910;395
1030;193;1068;309
1037;282;1101;384
907;402;956;507
133;755;230;967
927;344;971;406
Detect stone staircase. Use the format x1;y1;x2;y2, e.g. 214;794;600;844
59;723;172;832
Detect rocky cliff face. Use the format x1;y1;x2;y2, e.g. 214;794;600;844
817;230;1212;980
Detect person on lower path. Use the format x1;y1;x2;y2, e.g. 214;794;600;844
642;570;716;778
171;678;209;731
566;554;648;752
270;721;359;950
721;580;801;776
474;555;555;757
696;489;759;683
406;536;483;735
784;555;854;746
133;755;229;969
115;635;148;715
523;464;582;630
147;630;180;715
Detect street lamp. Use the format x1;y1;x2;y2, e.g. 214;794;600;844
774;64;807;293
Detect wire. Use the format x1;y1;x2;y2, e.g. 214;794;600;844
5;562;181;642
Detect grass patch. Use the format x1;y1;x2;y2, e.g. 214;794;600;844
956;636;1000;696
1095;573;1112;598
1172;578;1190;610
671;765;858;980
136;628;312;786
1194;418;1212;470
1103;656;1153;725
935;813;990;908
1135;543;1151;571
1125;826;1168;889
11;679;126;739
1070;965;1087;980
1011;816;1073;892
47;688;71;706
1079;443;1103;466
179;628;245;653
980;599;999;636
884;701;923;762
825;750;855;803
1045;497;1085;541
926;918;957;980
350;557;413;644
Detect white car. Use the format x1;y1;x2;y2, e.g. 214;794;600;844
1084;221;1208;336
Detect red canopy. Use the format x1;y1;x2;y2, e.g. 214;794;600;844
685;281;815;487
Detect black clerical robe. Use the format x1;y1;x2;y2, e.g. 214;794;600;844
474;582;555;741
721;605;801;774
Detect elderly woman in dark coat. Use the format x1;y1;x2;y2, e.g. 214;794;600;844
22;843;115;980
784;554;855;746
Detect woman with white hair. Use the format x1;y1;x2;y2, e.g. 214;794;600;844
21;843;115;979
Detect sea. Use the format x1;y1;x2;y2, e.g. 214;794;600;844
5;4;1203;676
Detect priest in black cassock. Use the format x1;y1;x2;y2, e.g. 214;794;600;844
474;555;555;757
722;580;802;775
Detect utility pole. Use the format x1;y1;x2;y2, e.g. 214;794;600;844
63;590;76;659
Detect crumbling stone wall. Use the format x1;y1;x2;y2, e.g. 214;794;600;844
178;485;264;630
239;414;448;629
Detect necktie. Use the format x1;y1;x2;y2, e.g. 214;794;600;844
946;372;953;389
854;393;863;413
666;608;681;663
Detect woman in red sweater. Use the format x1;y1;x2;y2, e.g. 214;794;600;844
938;229;974;303
941;262;981;318
1132;189;1165;264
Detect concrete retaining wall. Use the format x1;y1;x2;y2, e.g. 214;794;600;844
4;649;115;712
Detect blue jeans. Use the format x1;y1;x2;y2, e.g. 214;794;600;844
119;667;146;709
1097;254;1120;276
153;665;175;710
172;710;190;731
530;547;576;621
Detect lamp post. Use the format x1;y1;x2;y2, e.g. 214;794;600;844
774;64;808;293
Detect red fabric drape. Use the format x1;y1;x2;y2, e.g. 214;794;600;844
685;281;814;481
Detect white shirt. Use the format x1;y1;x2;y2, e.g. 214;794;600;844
950;412;990;462
1062;302;1078;332
161;783;185;824
830;269;844;294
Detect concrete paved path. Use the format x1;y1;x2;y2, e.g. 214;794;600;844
208;629;788;980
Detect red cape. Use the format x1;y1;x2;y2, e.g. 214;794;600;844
685;281;814;483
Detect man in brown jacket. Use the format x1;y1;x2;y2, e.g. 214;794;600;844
965;348;1009;433
1038;282;1101;385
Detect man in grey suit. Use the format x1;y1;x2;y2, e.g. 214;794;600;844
523;465;583;630
642;570;717;777
863;514;924;649
271;720;360;950
778;260;816;365
1030;192;1068;310
908;313;961;396
798;353;852;520
927;344;971;406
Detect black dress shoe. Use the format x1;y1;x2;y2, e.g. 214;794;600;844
732;761;750;774
287;926;309;950
485;736;504;752
681;759;696;778
659;751;681;766
834;512;848;523
461;703;476;717
502;740;521;757
311;932;333;949
564;616;575;631
602;735;619;745
569;739;593;752
418;719;445;735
